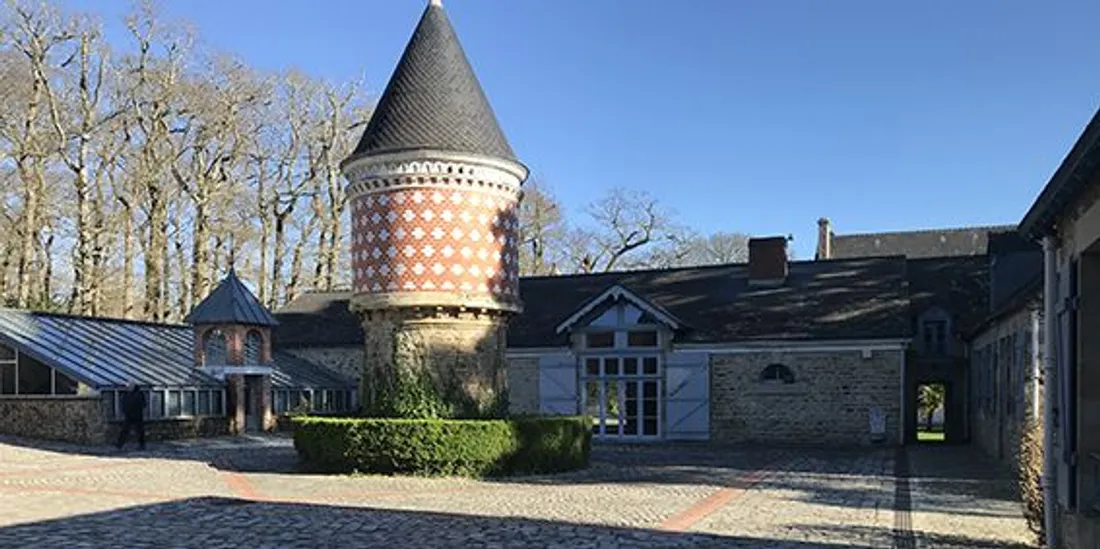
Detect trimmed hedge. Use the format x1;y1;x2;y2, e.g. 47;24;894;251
292;415;591;477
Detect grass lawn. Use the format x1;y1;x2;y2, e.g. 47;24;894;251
917;430;945;442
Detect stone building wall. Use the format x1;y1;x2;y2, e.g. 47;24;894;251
284;346;363;384
505;355;539;415
0;396;108;445
106;416;230;443
969;305;1042;472
360;308;509;416
710;349;903;446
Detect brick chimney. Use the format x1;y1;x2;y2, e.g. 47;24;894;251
816;217;832;260
748;237;789;285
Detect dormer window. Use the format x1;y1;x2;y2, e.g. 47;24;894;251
922;320;947;355
918;307;952;356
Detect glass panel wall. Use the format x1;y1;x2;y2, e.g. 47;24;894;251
0;344;85;396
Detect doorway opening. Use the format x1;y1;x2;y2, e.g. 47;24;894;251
916;382;946;443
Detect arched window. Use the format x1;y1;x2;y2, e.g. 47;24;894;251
203;329;228;366
760;364;795;384
245;331;263;364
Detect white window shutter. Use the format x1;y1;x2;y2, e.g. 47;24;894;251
664;351;710;441
538;352;578;416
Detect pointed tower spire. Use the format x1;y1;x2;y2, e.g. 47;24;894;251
345;0;519;163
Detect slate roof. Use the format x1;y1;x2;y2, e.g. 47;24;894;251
274;291;363;348
830;225;1015;259
0;310;351;390
278;257;913;349
347;2;518;163
185;269;278;327
1020;107;1100;239
904;256;990;337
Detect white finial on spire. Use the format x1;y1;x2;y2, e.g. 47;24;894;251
429;0;442;6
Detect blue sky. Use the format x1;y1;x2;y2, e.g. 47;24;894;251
65;0;1100;259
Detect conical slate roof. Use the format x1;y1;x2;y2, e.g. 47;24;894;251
349;2;517;162
185;269;278;327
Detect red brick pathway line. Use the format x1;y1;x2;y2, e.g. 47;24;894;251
658;458;791;532
222;472;262;500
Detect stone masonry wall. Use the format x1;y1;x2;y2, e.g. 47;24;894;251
361;308;509;417
969;306;1042;473
505;356;539;415
106;416;230;443
711;349;902;446
284;346;363;384
0;396;108;445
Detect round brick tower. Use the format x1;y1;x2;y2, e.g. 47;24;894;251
342;0;527;417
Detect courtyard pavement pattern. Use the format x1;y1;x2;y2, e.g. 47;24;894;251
0;435;1037;548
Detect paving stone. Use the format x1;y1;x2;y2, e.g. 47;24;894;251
0;436;1038;548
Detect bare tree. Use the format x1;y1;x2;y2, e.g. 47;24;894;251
517;179;566;276
562;188;673;273
641;230;750;269
120;1;192;321
1;0;73;308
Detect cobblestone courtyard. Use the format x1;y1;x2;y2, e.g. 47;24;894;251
0;436;1035;548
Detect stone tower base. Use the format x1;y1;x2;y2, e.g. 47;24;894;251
358;308;510;418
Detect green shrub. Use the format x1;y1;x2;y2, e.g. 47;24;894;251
507;416;591;474
292;415;591;477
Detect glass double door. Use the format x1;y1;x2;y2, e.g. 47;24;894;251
583;356;661;439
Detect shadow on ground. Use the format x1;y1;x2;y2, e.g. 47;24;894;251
0;496;857;548
791;524;1037;549
0;433;300;474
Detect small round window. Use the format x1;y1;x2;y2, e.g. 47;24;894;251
761;364;795;384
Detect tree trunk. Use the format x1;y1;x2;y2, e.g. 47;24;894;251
70;164;93;314
121;202;136;319
257;168;270;306
190;194;210;307
287;212;320;304
16;162;43;308
173;215;189;319
144;186;169;321
41;230;54;307
271;213;289;308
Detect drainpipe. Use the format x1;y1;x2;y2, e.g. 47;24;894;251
1042;235;1057;549
1031;308;1042;419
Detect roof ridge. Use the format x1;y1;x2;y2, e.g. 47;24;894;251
519;255;908;282
0;308;190;328
834;224;1016;240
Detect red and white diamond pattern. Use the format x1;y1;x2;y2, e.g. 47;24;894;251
351;188;520;299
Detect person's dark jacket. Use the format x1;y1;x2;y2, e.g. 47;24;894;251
121;390;146;422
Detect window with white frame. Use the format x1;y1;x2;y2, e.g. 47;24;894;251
577;302;665;439
271;388;354;415
101;388;227;421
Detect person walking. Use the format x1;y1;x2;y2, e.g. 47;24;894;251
116;383;147;451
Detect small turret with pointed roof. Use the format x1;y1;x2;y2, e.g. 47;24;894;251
187;269;277;369
186;268;278;327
